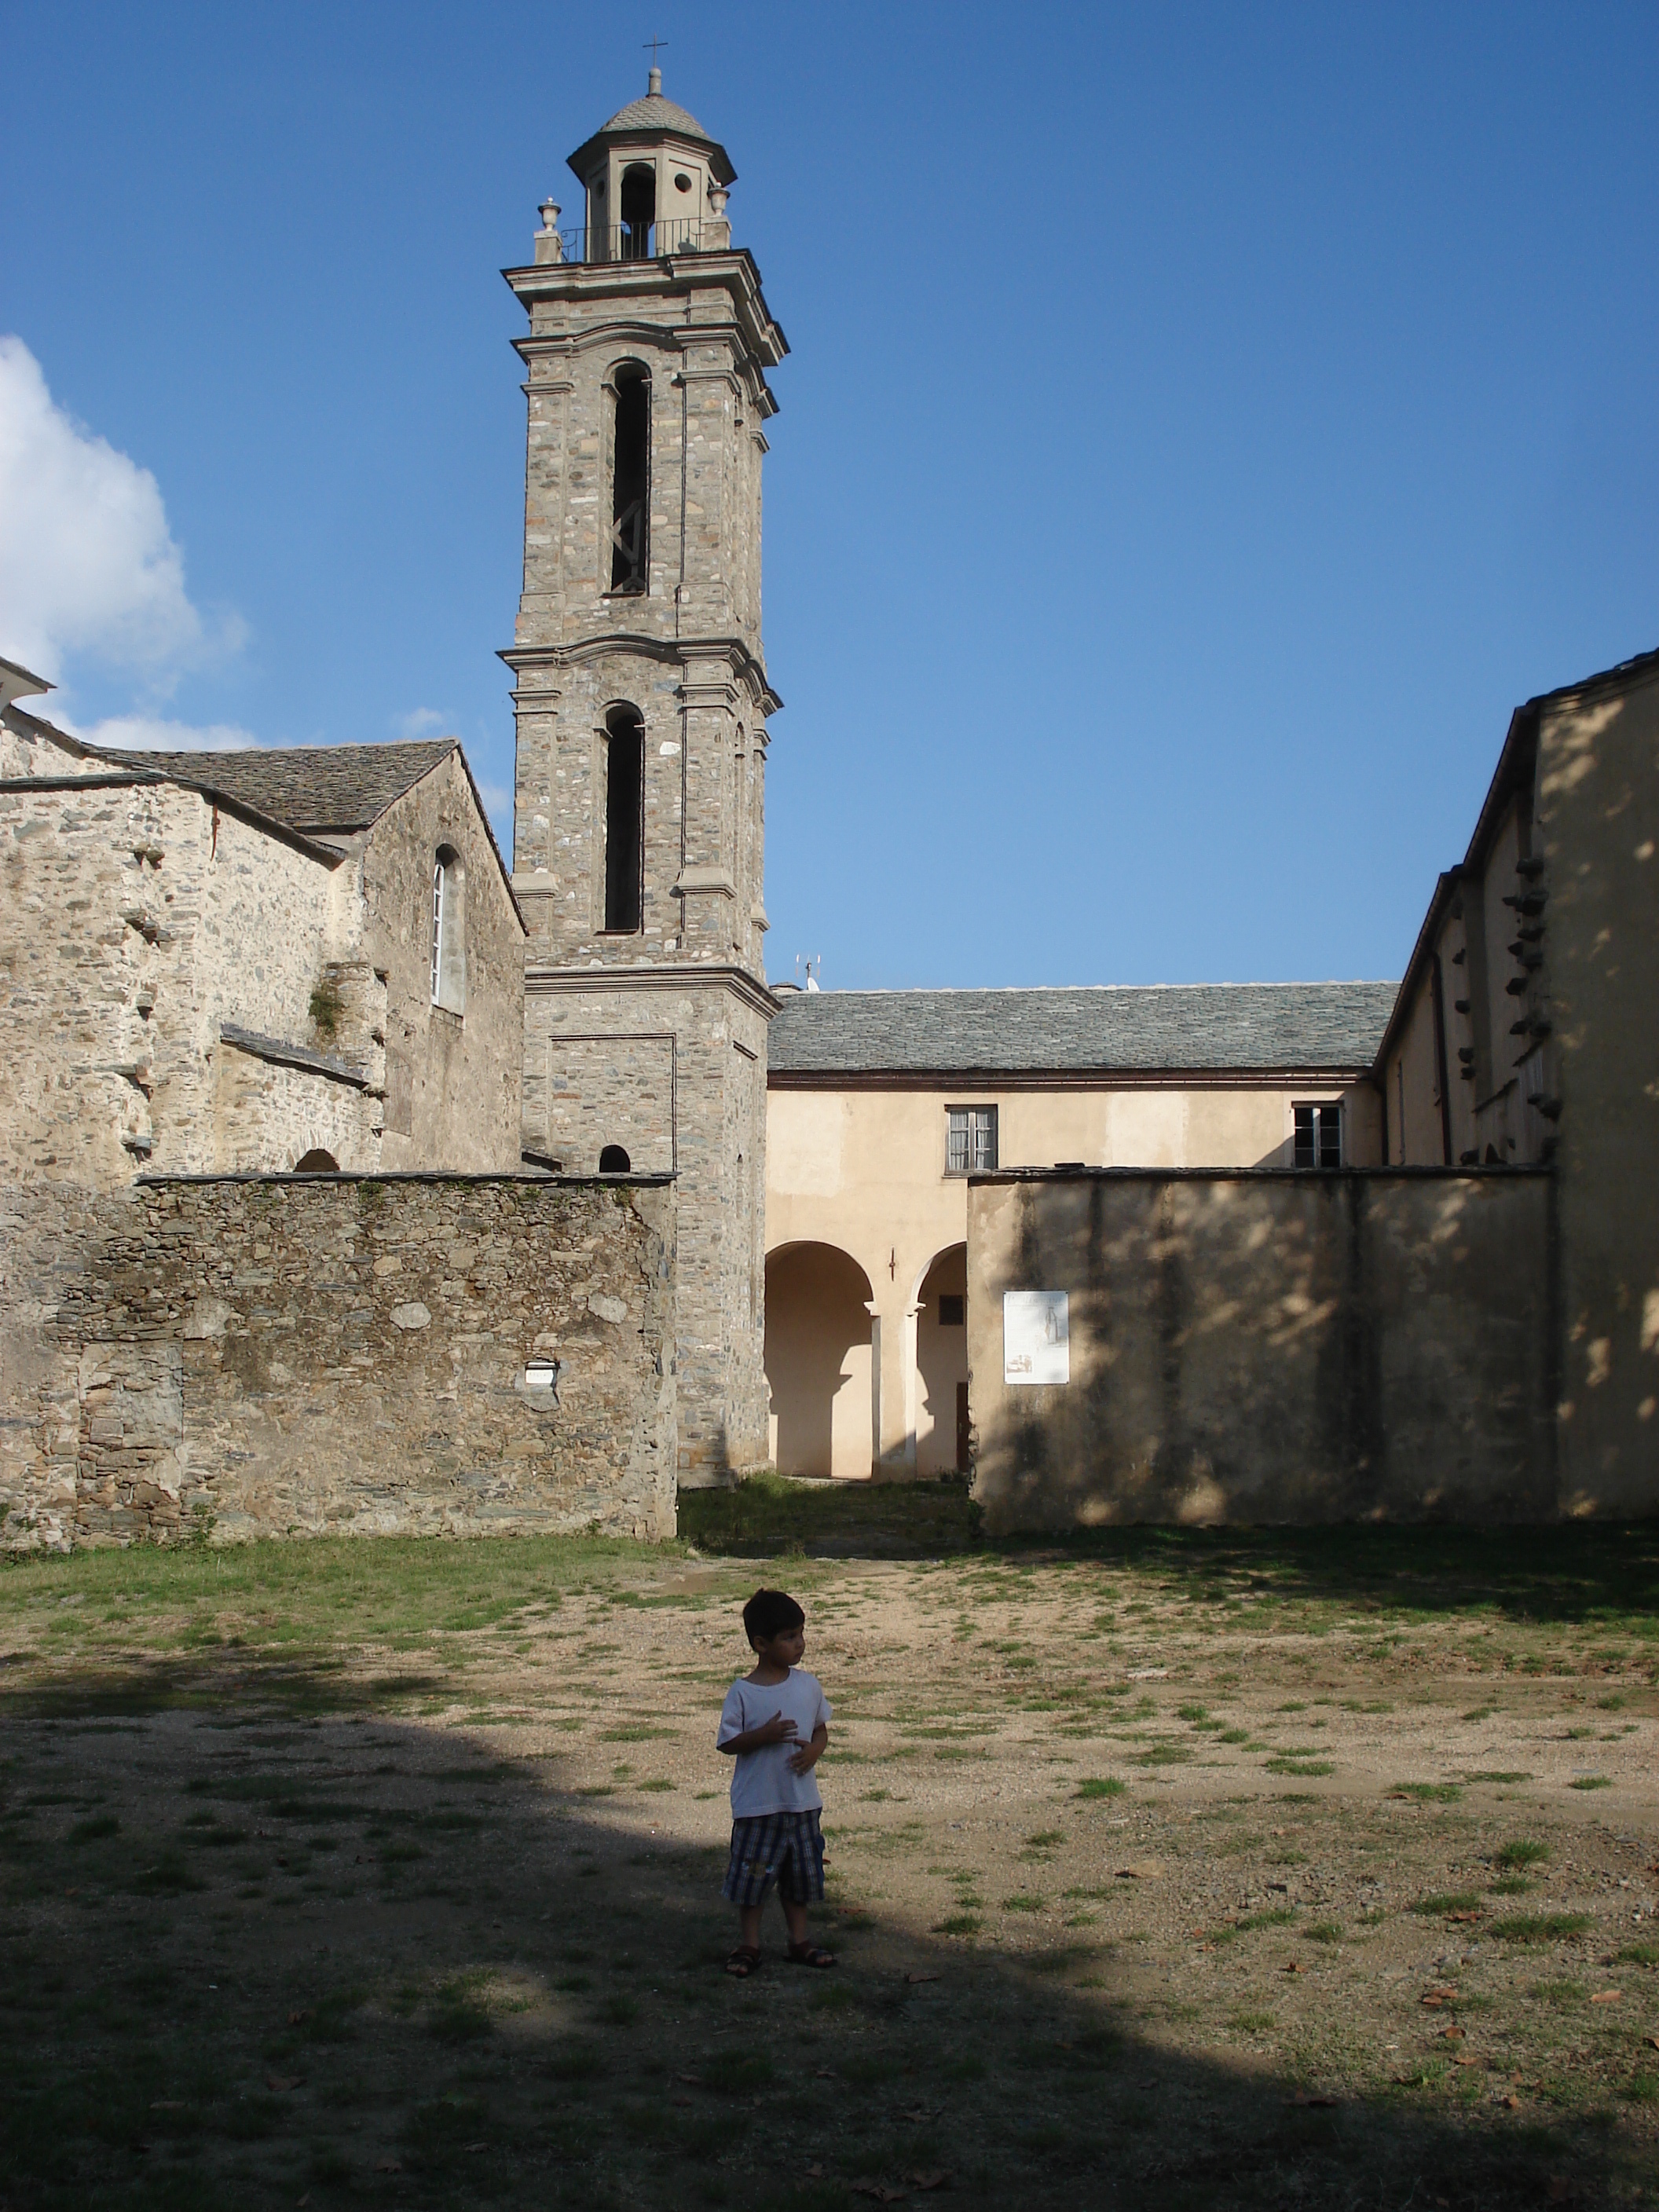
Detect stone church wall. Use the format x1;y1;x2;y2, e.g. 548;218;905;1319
968;1166;1555;1531
362;749;525;1174
0;771;364;1185
0;1172;676;1554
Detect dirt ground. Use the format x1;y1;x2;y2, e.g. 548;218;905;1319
2;1508;1657;2210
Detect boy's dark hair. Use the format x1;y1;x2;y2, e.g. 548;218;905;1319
743;1588;804;1646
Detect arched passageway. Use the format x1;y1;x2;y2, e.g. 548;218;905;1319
915;1243;969;1474
764;1242;874;1479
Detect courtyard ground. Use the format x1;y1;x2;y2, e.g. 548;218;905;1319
1;1486;1656;2211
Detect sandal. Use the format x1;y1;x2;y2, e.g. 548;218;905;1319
786;1941;837;1968
725;1945;762;1978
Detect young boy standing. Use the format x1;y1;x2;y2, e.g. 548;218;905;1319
716;1587;836;1978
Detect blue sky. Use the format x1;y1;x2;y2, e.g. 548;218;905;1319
4;2;1656;990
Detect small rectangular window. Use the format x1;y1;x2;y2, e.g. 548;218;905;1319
946;1105;998;1176
936;1294;965;1327
1294;1103;1342;1170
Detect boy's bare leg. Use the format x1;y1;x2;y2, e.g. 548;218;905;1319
734;1899;812;1948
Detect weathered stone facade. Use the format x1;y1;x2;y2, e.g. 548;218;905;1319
0;1173;675;1553
0;711;525;1183
0;767;372;1184
503;84;786;1477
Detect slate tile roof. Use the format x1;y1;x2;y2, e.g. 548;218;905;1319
82;739;458;837
599;91;716;141
767;983;1401;1079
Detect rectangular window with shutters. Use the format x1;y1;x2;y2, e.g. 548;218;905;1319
1294;1103;1342;1170
946;1106;998;1177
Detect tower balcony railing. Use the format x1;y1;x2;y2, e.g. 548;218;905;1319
545;218;723;266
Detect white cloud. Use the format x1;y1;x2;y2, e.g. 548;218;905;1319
0;335;242;687
65;713;261;754
396;707;448;740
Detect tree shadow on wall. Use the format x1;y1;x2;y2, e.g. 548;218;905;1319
0;1648;1645;2211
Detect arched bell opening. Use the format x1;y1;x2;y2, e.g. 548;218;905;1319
619;163;656;259
599;1144;632;1175
601;704;644;930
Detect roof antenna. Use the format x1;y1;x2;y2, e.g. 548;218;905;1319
644;35;666;94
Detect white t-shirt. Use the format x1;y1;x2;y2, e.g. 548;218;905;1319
717;1668;833;1817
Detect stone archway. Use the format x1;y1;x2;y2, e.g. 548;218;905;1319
764;1242;875;1479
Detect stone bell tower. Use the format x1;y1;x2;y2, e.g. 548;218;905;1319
502;69;788;1483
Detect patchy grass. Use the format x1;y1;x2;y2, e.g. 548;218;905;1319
0;1522;1654;2210
1489;1914;1596;1943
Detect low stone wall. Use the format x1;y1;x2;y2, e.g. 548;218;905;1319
967;1167;1555;1531
0;1173;676;1552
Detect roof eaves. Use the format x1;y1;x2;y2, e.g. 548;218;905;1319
1;747;348;869
1522;639;1659;716
1371;869;1463;1075
385;740;526;936
767;1060;1379;1089
2;703;96;757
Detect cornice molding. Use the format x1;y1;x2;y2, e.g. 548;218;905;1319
502;249;788;379
766;1066;1377;1096
527;962;779;1022
500;635;782;718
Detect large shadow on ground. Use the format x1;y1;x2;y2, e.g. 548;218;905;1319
1;1646;1643;2212
682;1486;1659;1625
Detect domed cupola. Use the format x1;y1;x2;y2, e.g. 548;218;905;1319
565;66;737;262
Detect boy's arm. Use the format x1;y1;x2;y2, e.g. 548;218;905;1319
786;1722;830;1775
717;1712;800;1756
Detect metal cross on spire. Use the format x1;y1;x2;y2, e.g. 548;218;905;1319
643;35;668;76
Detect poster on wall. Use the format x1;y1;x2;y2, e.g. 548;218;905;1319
1003;1291;1069;1385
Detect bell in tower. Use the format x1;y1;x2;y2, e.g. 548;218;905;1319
501;71;789;1488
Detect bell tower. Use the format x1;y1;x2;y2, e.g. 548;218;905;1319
502;71;788;1483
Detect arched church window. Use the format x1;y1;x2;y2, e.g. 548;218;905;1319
430;845;466;1012
294;1148;339;1174
609;364;650;594
599;1144;632;1174
619;163;655;259
602;706;644;933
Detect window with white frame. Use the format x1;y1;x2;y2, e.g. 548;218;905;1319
430;846;466;1013
946;1105;998;1176
1294;1102;1342;1170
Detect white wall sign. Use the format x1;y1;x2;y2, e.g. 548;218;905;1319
1003;1291;1069;1385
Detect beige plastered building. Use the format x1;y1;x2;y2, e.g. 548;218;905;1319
764;983;1391;1479
1378;645;1659;1513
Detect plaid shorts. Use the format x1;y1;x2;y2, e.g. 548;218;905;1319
721;1809;826;1906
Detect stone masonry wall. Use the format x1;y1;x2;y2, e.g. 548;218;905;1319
0;1173;676;1553
524;975;768;1474
363;749;525;1173
0;773;370;1186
